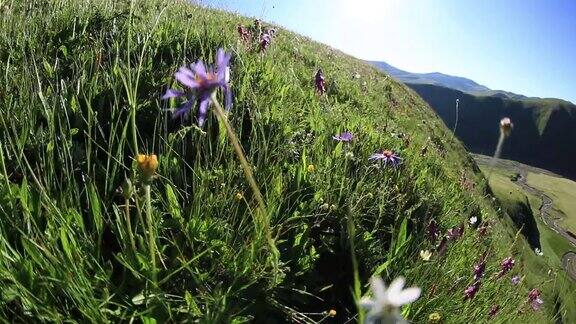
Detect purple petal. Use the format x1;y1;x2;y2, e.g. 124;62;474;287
162;88;185;100
369;153;384;161
531;297;543;311
333;132;354;142
216;48;231;69
218;66;230;84
224;86;233;111
177;66;194;78
191;61;207;79
175;69;199;89
172;100;194;120
197;96;211;127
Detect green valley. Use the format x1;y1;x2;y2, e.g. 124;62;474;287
0;0;574;323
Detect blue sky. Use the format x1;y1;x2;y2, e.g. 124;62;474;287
203;0;576;103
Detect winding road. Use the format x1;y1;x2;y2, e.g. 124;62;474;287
509;166;576;281
474;155;576;281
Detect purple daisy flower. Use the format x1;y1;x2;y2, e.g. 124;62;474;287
163;48;232;126
333;131;354;142
315;69;326;94
369;150;402;168
464;281;481;300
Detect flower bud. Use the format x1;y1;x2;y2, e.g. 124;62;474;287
136;154;158;182
500;117;513;137
121;176;134;199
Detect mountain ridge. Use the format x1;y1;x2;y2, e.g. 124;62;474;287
368;60;576;103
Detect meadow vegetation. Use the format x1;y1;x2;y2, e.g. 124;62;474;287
0;0;570;322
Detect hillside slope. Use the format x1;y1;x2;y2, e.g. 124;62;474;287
0;0;566;322
408;83;576;180
476;156;576;323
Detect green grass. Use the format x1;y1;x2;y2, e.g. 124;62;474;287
0;0;565;322
479;164;576;323
527;172;576;234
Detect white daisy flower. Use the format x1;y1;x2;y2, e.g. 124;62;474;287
359;276;421;323
420;250;432;261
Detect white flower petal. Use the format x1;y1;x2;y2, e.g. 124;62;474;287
387;276;406;296
370;277;387;301
389;287;421;307
359;297;376;310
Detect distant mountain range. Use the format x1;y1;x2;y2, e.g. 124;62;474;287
369;61;576;180
369;61;490;93
369;61;535;100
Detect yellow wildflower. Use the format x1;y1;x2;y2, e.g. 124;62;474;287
136;154;158;181
428;312;441;323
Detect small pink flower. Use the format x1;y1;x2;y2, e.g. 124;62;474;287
473;260;486;280
511;275;520;285
528;289;543;311
259;33;272;52
498;257;515;277
531;297;544;311
447;224;464;240
464;281;481;300
237;24;250;42
315;69;326;94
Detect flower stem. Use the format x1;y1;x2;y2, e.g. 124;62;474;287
210;93;278;264
144;184;157;286
348;214;364;324
124;198;137;255
488;131;507;179
131;107;139;158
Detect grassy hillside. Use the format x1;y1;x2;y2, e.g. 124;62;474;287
0;0;567;322
478;161;576;323
408;83;576;180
